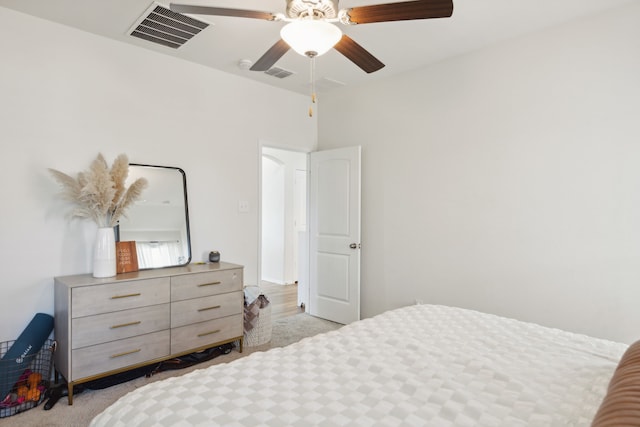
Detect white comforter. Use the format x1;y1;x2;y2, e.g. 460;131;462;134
90;304;627;426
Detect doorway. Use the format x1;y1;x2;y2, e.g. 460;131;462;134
260;146;308;308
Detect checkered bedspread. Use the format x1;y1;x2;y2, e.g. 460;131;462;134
90;304;626;426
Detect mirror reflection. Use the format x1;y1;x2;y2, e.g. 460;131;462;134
118;164;191;269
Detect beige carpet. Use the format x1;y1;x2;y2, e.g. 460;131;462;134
2;313;341;427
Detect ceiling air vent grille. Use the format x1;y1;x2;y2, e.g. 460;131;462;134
129;3;209;49
264;67;295;79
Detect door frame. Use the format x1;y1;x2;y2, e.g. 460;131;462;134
258;141;311;307
258;143;361;320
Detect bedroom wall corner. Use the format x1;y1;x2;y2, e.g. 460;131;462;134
317;2;640;343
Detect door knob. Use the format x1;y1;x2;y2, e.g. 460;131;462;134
349;243;358;249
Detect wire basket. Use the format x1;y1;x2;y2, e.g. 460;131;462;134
244;303;272;347
0;339;55;418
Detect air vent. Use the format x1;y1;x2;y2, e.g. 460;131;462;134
128;3;209;49
264;67;295;79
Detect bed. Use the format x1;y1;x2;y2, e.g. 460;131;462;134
90;304;633;426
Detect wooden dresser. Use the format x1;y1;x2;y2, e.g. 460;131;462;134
54;262;244;404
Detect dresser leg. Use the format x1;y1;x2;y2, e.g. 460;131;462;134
239;338;243;353
67;382;74;405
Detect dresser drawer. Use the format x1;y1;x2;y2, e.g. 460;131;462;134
171;269;242;301
72;304;170;349
72;277;170;318
171;291;242;328
171;314;242;354
72;330;170;380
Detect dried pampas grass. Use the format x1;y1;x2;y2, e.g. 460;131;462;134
50;153;148;227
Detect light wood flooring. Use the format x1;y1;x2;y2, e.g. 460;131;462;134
259;281;304;321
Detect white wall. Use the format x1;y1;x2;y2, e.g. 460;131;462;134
318;3;640;343
261;155;285;283
0;7;316;342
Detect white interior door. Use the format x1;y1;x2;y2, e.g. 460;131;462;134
309;146;361;324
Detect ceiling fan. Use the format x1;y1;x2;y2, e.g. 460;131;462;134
169;0;454;74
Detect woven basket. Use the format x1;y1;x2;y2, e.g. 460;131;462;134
244;303;272;347
0;339;55;418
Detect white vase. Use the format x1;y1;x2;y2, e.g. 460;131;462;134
93;227;116;278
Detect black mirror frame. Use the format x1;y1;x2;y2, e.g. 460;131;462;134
124;163;192;269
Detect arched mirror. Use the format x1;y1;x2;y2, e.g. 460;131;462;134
117;164;191;269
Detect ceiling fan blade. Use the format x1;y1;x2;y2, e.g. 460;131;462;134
250;39;291;71
334;35;384;74
169;4;276;21
345;0;453;24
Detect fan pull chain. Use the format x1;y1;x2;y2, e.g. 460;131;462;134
309;55;316;118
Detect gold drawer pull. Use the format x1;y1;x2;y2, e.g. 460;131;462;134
197;329;220;337
198;281;221;287
198;305;221;312
111;293;141;299
110;349;141;358
110;321;141;329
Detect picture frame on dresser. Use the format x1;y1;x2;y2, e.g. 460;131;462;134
53;262;244;404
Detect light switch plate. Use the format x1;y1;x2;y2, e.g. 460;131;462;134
238;200;249;213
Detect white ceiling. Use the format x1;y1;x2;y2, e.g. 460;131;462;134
0;0;633;95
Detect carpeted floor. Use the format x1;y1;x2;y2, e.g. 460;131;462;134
2;313;341;427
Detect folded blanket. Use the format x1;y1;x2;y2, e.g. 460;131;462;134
243;286;262;307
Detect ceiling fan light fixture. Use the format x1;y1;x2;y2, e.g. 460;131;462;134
280;20;342;57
